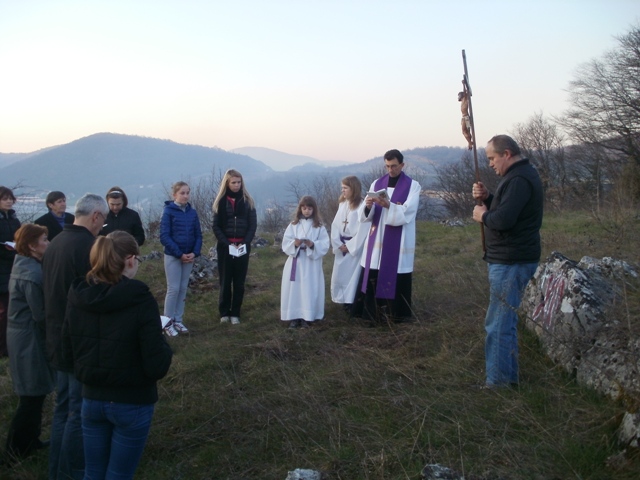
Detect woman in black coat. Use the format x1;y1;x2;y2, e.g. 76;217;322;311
212;169;257;325
0;186;21;357
62;231;172;480
34;191;75;241
99;186;145;246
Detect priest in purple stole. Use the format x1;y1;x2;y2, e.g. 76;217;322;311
352;149;421;323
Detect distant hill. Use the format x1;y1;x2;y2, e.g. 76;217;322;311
231;146;352;171
0;153;30;169
0;134;468;220
0;133;272;199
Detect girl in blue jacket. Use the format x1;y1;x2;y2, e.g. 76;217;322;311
160;182;202;334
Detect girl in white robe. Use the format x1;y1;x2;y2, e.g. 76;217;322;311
330;176;366;306
280;196;330;326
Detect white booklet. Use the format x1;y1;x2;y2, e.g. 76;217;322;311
1;241;16;249
229;243;247;257
366;188;388;201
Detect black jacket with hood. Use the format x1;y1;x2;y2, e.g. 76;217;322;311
62;275;172;404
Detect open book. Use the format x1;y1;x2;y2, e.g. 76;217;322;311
229;243;247;257
366;189;388;201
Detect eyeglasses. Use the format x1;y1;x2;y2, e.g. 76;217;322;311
135;256;143;264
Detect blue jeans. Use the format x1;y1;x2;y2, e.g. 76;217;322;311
82;399;154;480
485;262;538;386
163;255;194;323
49;371;84;480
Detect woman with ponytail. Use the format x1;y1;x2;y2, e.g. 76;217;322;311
62;231;172;480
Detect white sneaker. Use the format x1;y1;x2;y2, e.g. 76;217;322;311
230;316;240;325
164;321;179;337
220;316;230;323
173;322;189;333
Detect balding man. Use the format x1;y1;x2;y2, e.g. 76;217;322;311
472;135;543;389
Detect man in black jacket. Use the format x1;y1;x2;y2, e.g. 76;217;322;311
43;193;108;480
472;135;543;388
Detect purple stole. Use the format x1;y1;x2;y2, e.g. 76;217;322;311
361;172;412;299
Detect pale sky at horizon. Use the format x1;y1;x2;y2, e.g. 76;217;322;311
1;0;638;163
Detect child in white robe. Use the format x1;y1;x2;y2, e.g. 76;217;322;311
280;196;330;327
330;176;366;307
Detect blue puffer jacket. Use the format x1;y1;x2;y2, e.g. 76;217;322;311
160;201;202;259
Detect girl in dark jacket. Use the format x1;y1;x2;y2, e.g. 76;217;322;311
160;181;202;334
63;231;172;480
0;186;21;357
212;170;257;325
99;186;146;246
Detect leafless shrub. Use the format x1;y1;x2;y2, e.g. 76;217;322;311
434;150;495;218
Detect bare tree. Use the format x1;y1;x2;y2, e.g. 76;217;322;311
285;174;341;228
512;112;568;210
434;149;494;218
260;200;290;235
558;23;640;198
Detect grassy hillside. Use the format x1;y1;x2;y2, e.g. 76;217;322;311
1;212;639;479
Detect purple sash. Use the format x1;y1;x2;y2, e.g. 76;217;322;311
339;235;352;256
361;172;412;299
290;250;300;281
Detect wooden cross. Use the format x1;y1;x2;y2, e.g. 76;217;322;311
342;218;349;232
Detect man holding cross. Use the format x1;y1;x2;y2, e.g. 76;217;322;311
352;149;421;323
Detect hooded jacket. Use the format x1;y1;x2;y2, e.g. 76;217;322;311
63;276;173;404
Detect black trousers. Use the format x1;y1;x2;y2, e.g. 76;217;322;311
5;394;46;459
217;244;251;317
351;268;412;322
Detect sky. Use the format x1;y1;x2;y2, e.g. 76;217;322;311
1;0;639;163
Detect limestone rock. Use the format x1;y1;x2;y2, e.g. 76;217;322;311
421;463;464;479
522;251;640;450
285;469;322;480
521;251;639;400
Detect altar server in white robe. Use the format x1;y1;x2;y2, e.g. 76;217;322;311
281;196;330;327
330;176;367;307
352;149;421;323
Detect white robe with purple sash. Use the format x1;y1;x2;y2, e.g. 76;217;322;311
280;219;330;321
330;201;367;304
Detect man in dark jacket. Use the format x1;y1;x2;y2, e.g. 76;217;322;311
42;193;108;480
472;135;543;388
99;187;145;246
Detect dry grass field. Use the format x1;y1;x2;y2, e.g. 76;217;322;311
1;211;639;479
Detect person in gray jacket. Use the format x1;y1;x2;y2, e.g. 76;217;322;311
4;224;55;461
